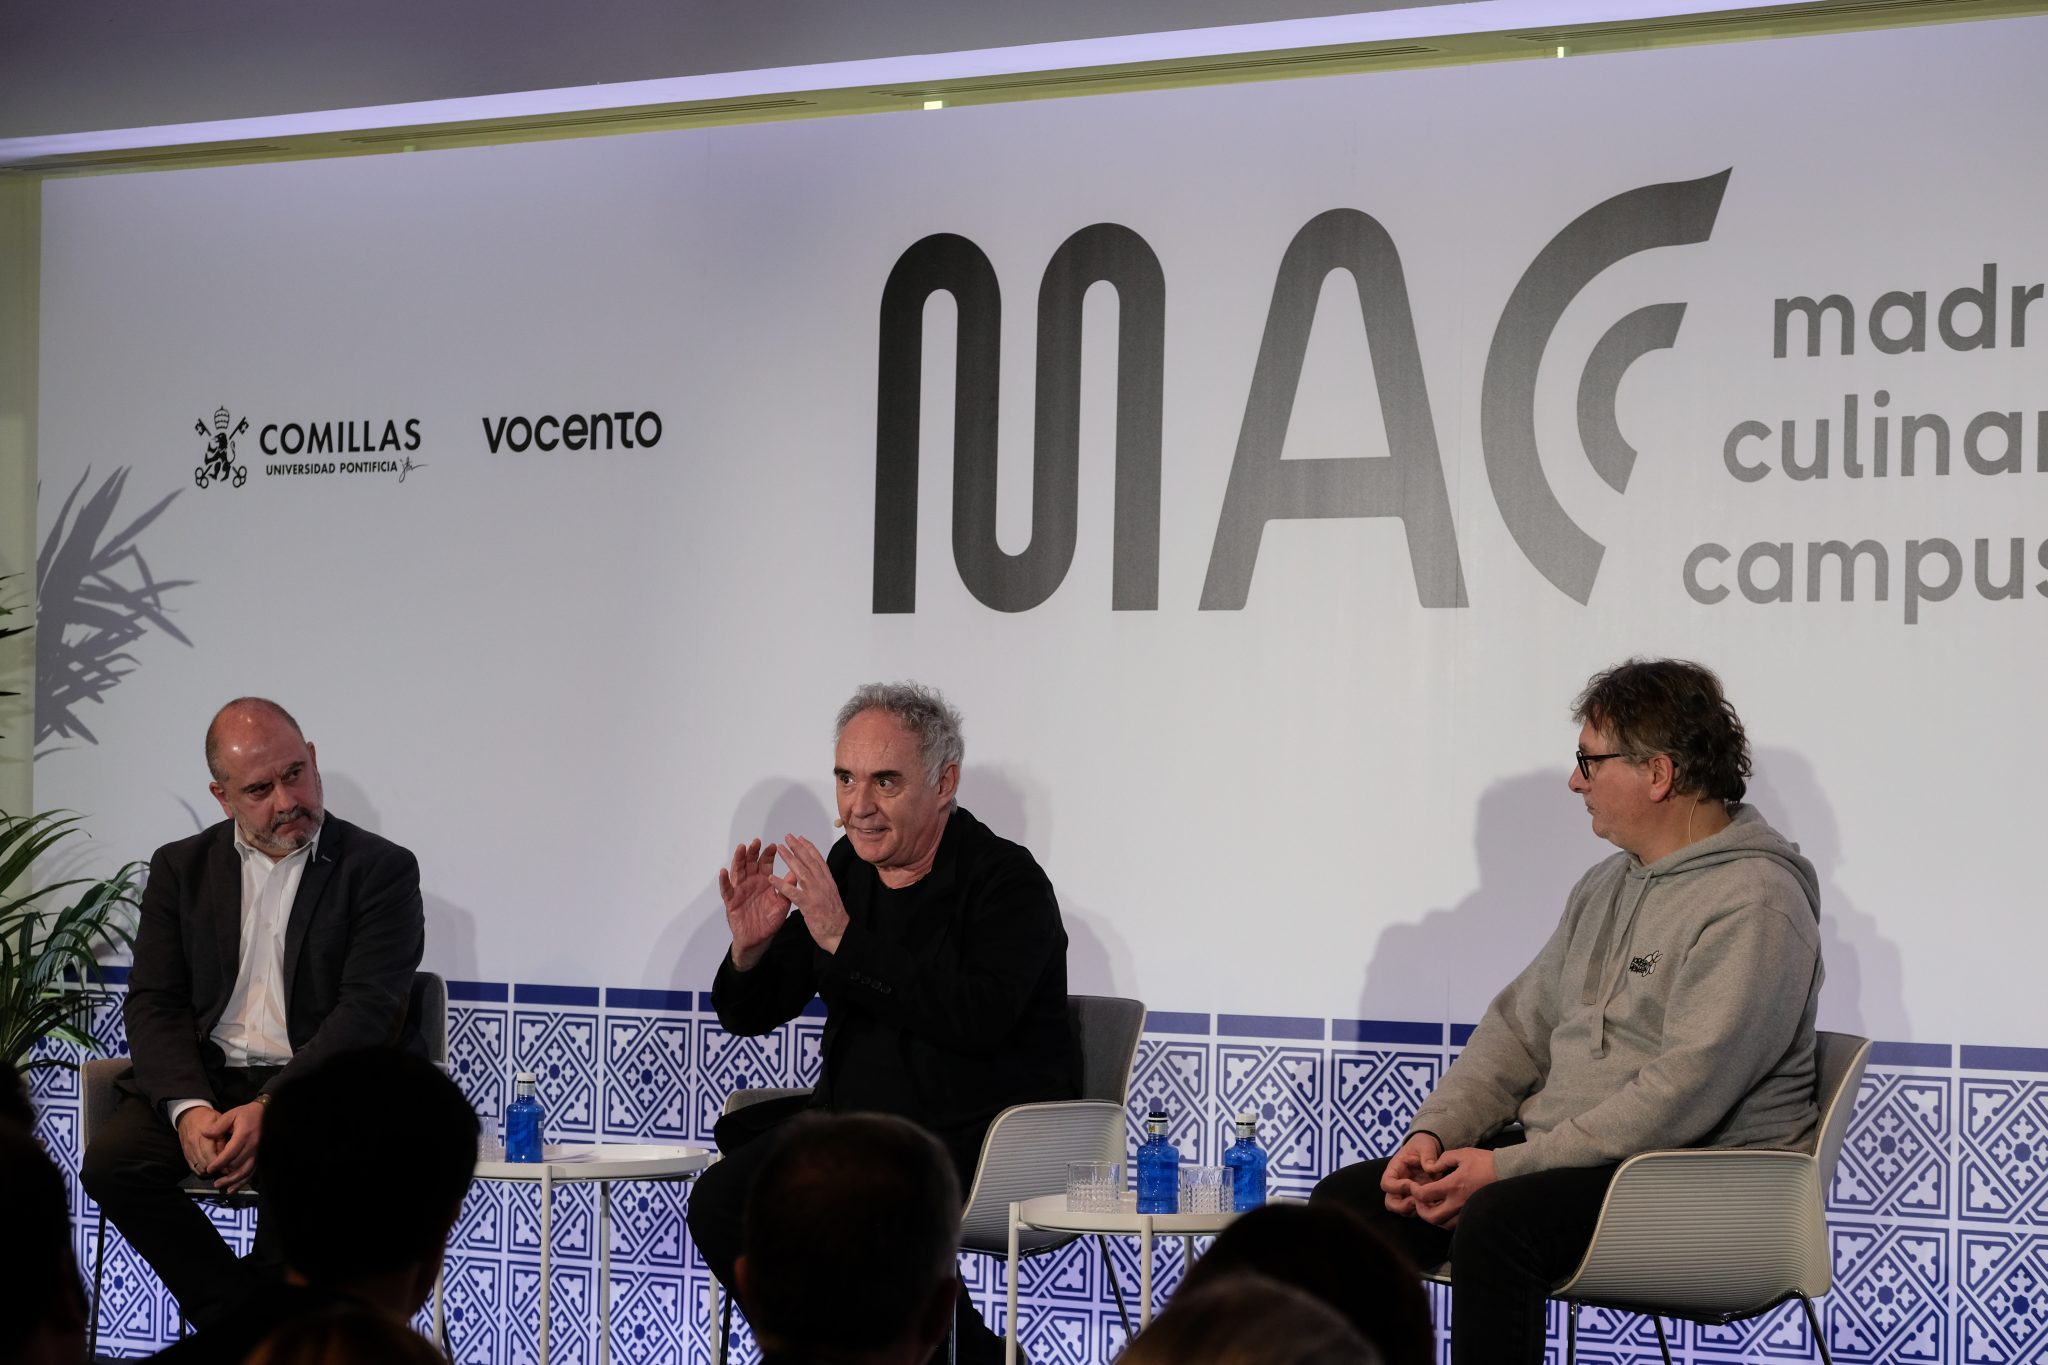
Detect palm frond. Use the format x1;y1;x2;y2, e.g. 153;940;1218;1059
0;810;143;1070
34;466;194;750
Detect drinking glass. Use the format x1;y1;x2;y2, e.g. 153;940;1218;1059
1067;1160;1125;1212
1178;1164;1231;1214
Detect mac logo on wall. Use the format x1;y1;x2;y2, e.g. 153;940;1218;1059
870;170;1730;612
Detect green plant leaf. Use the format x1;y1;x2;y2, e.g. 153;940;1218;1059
0;810;142;1071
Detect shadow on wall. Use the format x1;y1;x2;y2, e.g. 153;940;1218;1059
1355;753;1905;1041
651;777;836;994
35;467;193;757
1357;769;1609;1028
321;770;480;981
1747;746;1903;1041
957;764;1130;1001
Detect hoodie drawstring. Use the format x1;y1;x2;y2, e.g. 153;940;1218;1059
1580;874;1654;1058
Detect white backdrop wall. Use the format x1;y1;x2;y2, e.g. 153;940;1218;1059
29;17;2048;1362
37;18;2045;1046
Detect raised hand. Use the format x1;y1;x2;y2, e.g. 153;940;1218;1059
719;839;792;970
771;833;850;954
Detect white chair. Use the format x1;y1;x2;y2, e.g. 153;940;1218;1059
710;994;1147;1363
81;969;449;1357
1423;1029;1871;1365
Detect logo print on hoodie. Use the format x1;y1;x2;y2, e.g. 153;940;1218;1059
1628;950;1663;977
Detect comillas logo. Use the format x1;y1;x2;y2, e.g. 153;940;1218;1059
260;418;422;458
254;416;426;484
192;406;251;490
870;170;1730;612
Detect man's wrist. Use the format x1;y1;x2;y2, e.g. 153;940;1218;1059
168;1099;212;1129
253;1092;271;1107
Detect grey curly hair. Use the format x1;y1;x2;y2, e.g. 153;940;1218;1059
834;682;964;787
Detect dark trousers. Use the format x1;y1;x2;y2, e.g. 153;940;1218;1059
686;1094;1006;1365
1311;1155;1616;1365
79;1066;285;1329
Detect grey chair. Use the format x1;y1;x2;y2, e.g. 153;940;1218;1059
82;969;449;1357
709;994;1147;1364
1422;1029;1872;1365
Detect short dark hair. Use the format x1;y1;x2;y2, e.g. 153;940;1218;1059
1179;1203;1431;1365
258;1047;479;1284
245;1302;449;1365
1573;658;1751;803
1116;1273;1381;1365
740;1113;961;1352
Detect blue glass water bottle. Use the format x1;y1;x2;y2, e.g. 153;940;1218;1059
1224;1110;1268;1212
1135;1101;1180;1213
505;1070;545;1162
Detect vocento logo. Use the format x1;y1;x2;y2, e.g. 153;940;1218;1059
869;169;1730;612
479;409;664;454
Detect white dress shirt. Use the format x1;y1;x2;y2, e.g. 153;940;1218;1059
167;825;319;1127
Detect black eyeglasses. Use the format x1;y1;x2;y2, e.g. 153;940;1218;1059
1574;749;1633;781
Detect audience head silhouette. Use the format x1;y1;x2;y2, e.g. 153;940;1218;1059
0;1066;89;1365
1116;1273;1383;1365
737;1112;962;1364
243;1302;449;1365
1177;1202;1432;1365
259;1046;479;1314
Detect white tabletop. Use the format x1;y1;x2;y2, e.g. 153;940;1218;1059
1012;1192;1239;1236
474;1142;711;1182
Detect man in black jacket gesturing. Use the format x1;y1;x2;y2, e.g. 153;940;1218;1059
687;682;1075;1365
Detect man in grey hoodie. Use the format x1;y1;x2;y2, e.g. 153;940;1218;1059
1312;658;1823;1364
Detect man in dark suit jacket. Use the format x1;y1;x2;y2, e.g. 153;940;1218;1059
686;682;1075;1365
81;698;425;1328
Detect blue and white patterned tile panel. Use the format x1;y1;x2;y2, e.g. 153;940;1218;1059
1960;1078;2048;1227
36;983;2048;1362
1832;1072;1952;1221
447;981;511;1122
602;1005;693;1142
1215;1041;1324;1199
511;986;604;1142
1126;1023;1211;1162
1826;1221;1949;1363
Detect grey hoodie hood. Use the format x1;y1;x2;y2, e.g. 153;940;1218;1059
1578;804;1820;1058
1409;803;1825;1179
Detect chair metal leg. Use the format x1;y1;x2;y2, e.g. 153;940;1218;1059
1800;1295;1833;1365
1652;1315;1673;1365
88;1209;106;1362
717;1283;732;1365
1565;1301;1578;1365
1097;1235;1135;1338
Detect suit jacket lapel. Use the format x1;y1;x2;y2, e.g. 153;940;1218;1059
208;829;243;1012
283;817;342;1005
